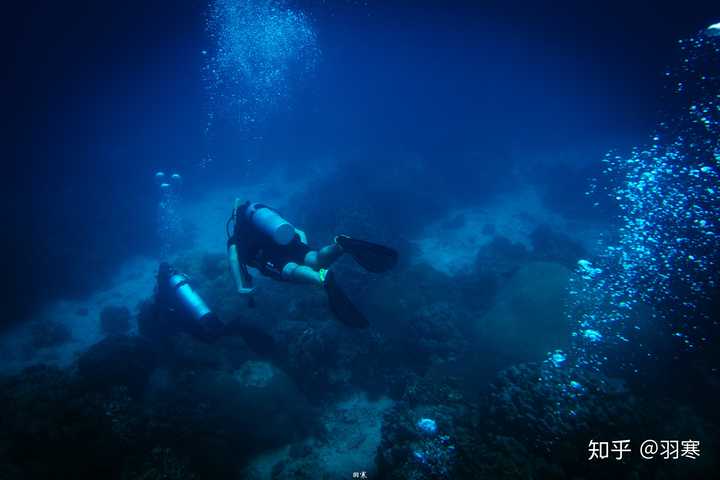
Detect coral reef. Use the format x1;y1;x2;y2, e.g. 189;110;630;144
122;447;196;480
3;239;718;479
143;360;317;476
77;334;157;395
0;365;140;479
376;360;719;479
375;374;469;479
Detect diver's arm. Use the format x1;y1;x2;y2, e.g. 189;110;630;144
228;244;255;294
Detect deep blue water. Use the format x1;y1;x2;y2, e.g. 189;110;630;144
3;1;720;478
7;0;712;320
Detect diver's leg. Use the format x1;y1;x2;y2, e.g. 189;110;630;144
282;262;326;286
317;243;344;266
304;244;344;269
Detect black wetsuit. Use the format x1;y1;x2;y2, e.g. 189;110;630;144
227;202;312;282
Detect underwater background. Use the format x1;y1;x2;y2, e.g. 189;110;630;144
3;0;720;478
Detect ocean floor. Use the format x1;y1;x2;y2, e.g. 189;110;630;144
0;169;316;375
414;187;604;275
1;176;604;375
0;256;157;374
243;392;393;479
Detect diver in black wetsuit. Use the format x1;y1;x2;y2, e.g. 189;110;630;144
227;199;341;290
226;199;398;327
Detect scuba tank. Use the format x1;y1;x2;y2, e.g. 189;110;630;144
156;263;220;332
246;202;295;245
167;273;214;323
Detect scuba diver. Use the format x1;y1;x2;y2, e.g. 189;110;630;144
226;199;398;328
145;171;225;341
152;262;225;339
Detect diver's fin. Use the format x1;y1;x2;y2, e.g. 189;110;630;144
335;235;398;273
324;270;368;328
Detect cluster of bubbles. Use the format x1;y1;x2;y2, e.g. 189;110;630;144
538;25;719;427
569;26;720;368
203;0;320;133
155;172;184;261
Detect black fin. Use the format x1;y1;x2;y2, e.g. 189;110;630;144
324;271;368;328
336;236;398;273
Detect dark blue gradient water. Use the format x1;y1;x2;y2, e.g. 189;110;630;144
3;1;719;478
